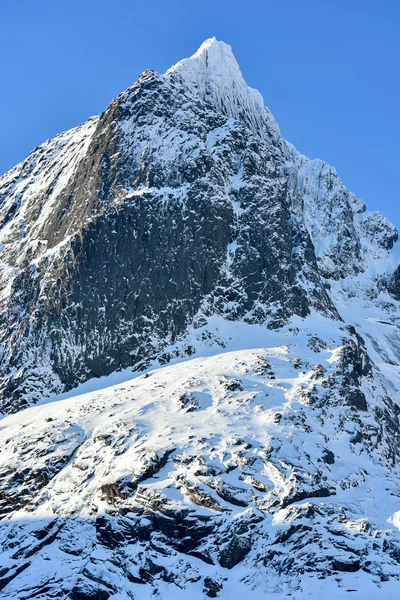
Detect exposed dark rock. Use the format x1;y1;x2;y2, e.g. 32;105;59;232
224;378;243;392
215;485;248;507
219;535;252;569
307;336;328;353
69;583;111;600
100;483;127;504
0;563;30;592
347;389;368;412
96;516;127;549
203;576;223;597
273;524;312;545
177;392;198;411
388;266;400;300
331;558;361;573
281;487;334;509
321;449;335;465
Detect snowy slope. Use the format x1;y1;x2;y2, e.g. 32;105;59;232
1;314;400;598
0;38;399;599
0;118;98;299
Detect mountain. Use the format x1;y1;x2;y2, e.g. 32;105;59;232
0;38;400;599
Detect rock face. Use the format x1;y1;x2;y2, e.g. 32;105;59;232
0;38;400;599
2;38;392;413
389;266;400;300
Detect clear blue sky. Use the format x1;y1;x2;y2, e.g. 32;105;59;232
1;0;399;227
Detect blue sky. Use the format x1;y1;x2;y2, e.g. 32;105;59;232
1;0;399;227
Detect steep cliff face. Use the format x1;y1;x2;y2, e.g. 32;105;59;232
0;40;342;412
0;38;400;599
389;265;400;300
1;39;396;413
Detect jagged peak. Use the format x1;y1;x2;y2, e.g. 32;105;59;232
166;38;280;140
167;37;240;74
186;36;227;59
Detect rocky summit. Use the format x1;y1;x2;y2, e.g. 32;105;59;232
0;38;399;599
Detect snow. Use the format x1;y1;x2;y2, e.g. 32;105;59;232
1;310;400;596
167;37;280;141
0;116;98;303
288;149;398;280
0;37;399;598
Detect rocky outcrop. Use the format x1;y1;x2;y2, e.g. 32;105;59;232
389;265;400;300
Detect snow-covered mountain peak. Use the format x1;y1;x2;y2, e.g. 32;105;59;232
0;37;398;415
167;37;241;79
1;37;400;599
166;38;280;139
186;36;226;58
